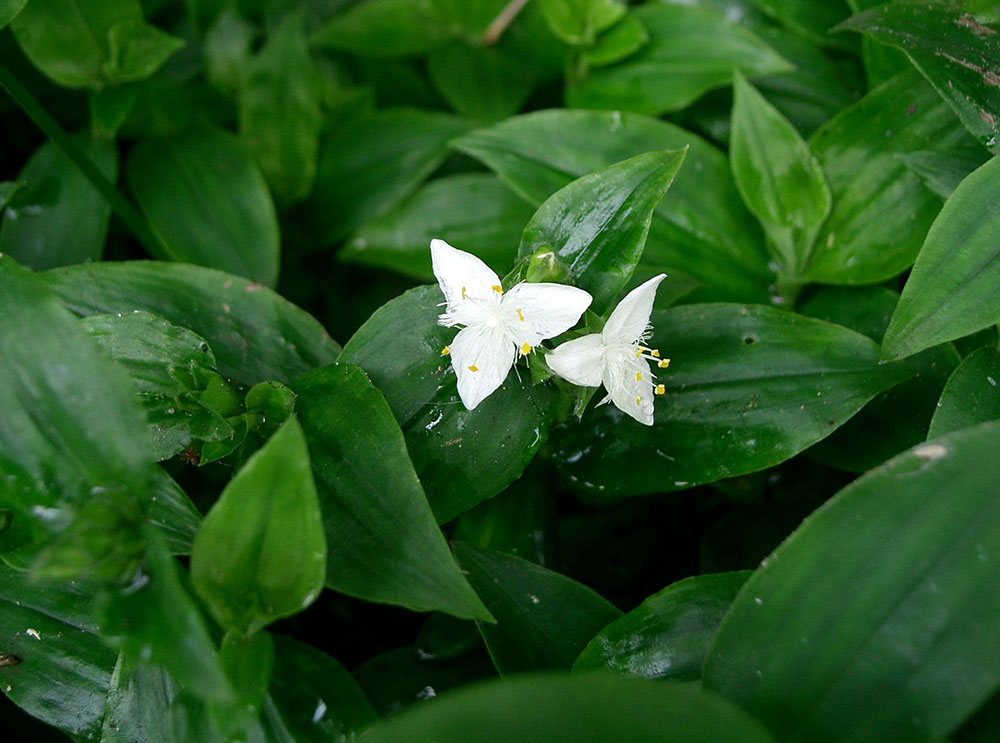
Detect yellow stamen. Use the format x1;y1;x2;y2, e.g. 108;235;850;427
516;308;524;322
634;349;642;358
635;396;641;406
468;365;478;372
441;346;450;356
635;371;642;381
658;359;671;368
461;286;467;300
492;285;503;294
651;349;660;357
655;384;666;395
521;342;531;355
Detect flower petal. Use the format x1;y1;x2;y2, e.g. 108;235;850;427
501;282;593;346
449;324;515;410
603;352;656;425
430;239;502;310
602;274;667;342
545;334;605;387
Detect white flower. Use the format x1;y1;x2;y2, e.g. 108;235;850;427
545;274;670;426
431;239;592;410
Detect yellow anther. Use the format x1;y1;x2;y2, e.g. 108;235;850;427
655;384;666;395
651;349;660;357
516;308;524;322
635;371;642;381
492;285;503;294
441;346;450;356
635;396;642;406
468;365;478;372
521;342;532;355
461;286;467;300
634;349;642;358
658;359;671;368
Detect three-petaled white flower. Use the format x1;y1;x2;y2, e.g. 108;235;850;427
545;274;669;426
432;239;592;410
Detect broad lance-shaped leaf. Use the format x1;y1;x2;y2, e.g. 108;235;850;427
44;261;339;386
704;420;1000;743
517;149;686;315
308;0;452;57
191;416;327;636
752;0;854;51
552;303;912;497
292;362;492;621
730;70;830;278
454;109;772;304
127;125;280;287
358;673;777;743
837;3;1000;154
882;155;1000;360
928;346;1000;439
573;571;750;680
340;287;558;524
453;542;622;675
567;3;792;115
0;0;27;29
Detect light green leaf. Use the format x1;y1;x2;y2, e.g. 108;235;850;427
584;13;649;67
538;0;626;45
928;346;1000;439
103;19;185;85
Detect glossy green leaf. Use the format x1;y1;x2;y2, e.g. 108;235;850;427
704;420;1000;743
882;155;1000;360
552;303;912;497
1;134;117;271
239;11;323;206
339;286;558;523
191;417;326;636
567;4;792;115
584;13;649;67
803;70;973;284
897;145;991;199
453;109;772;303
101;655;175;743
730;71;830;277
359;673;776;743
292;362;492;621
453;543;622;674
751;0;854;50
309;0;451;57
538;0;625;45
518;149;686;314
148;469;201;555
44;261;339;386
127;126;280;287
218;631;274;730
427;43;535;122
837;2;1000;153
573;571;750;680
343;174;533;280
0;0;27;29
928;346;1000;439
302;109;470;246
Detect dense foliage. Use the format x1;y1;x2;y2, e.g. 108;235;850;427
2;0;1000;741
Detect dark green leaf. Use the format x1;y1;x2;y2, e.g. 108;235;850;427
704;420;1000;742
358;673;776;743
191;417;326;636
101;655;176;743
148;469;201;555
882;155;1000;360
343;174;533;280
218;631;274;728
837;2;1000;153
453;109;772;303
573;571;750;680
552;303;912;496
752;0;854;50
567;4;792;115
0;0;27;29
804;70;973;284
928;346;1000;439
339;286;558;523
292;362;492;621
518;149;686;314
427;43;535;122
1;134;117;271
204;7;255;97
453;542;622;674
44;260;339;386
309;0;451;57
127;126;280;287
538;0;625;45
897;144;991;198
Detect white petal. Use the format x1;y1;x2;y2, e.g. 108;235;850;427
545;334;605;387
603;352;656;425
602;274;666;342
449;324;515;410
501;282;592;346
430;239;502;310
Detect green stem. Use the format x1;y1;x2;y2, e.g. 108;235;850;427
0;63;163;257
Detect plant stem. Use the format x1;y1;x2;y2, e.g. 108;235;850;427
482;0;532;46
0;62;164;257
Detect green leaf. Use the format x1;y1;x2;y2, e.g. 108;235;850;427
339;286;558;523
239;11;323;206
837;2;1000;154
518;149;686;314
730;70;830;278
751;0;854;50
704;419;1000;743
148;469;201;555
301;109;470;246
567;4;792;115
882;155;1000;360
454;543;621;674
453;109;772;304
928;346;1000;439
343;173;533;280
427;43;536;122
804;70;975;284
44;260;339;386
584;13;649;67
204;7;255;97
897;145;991;199
292;362;491;621
191;417;326;636
309;0;451;57
127;126;280;287
218;631;274;729
103;19;185;85
573;571;750;680
1;134;117;271
538;0;626;45
100;654;176;743
358;673;776;743
0;0;27;29
552;303;912;497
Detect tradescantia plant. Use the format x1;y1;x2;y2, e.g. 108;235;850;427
2;1;1000;742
